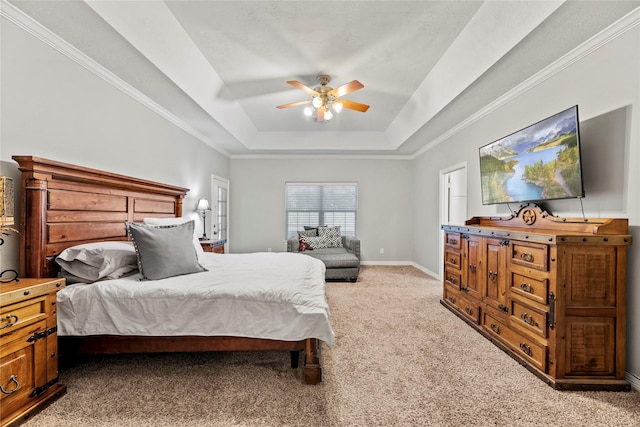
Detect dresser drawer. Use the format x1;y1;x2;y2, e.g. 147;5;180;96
0;296;47;335
444;287;479;324
445;232;461;249
484;311;546;371
510;271;548;305
445;250;461;270
510;300;548;338
510;241;548;271
444;268;462;288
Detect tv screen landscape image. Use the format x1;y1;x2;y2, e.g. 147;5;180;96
479;105;584;205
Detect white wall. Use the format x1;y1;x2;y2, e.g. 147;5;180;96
0;14;230;273
412;22;640;381
229;157;413;263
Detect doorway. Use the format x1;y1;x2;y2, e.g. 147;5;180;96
210;175;229;250
439;162;467;279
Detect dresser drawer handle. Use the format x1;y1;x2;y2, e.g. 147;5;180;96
519;342;532;356
520;252;534;263
447;276;457;285
449;239;458;245
448;296;456;304
520;312;536;326
465;307;473;316
520;283;534;293
0;314;18;330
498;304;509;314
488;271;497;282
0;375;19;395
490;323;500;335
449;258;457;265
469;264;477;273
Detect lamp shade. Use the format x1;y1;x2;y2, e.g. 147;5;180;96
196;197;211;211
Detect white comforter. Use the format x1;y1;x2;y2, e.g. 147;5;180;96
57;252;334;346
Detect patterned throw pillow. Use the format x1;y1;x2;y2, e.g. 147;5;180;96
318;226;343;248
305;236;325;249
300;227;318;237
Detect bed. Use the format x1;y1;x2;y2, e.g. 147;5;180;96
13;155;333;384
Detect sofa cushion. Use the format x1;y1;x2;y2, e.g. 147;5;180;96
304;250;360;269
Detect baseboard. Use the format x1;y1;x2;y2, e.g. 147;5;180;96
360;261;413;266
360;261;440;280
626;371;640;391
410;262;439;280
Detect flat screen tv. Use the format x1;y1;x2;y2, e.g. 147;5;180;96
479;105;584;205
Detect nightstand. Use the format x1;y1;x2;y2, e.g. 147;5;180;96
200;239;226;254
1;278;67;427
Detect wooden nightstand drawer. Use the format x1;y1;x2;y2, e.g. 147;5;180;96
200;239;226;254
0;297;47;334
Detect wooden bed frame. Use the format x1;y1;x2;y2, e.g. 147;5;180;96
13;156;322;384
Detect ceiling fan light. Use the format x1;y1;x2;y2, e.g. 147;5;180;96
324;109;333;121
304;106;314;117
333;101;343;113
312;96;323;108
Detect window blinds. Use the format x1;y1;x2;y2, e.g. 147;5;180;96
285;183;357;238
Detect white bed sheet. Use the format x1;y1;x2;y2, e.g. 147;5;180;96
57;252;334;346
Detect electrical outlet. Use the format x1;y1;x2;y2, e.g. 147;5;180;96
380;248;384;254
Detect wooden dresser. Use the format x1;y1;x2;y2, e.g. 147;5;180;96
1;278;67;426
441;205;632;390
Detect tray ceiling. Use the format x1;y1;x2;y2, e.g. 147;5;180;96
5;1;639;157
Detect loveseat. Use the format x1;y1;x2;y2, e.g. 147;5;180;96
287;234;361;282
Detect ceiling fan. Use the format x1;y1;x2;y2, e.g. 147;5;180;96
276;74;369;122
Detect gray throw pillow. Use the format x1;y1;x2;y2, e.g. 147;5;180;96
126;221;206;280
55;241;138;282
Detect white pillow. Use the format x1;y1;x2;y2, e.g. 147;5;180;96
55;241;138;282
143;217;206;261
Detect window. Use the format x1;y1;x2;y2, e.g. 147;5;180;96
285;183;357;238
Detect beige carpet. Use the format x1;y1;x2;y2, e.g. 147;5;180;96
25;266;640;426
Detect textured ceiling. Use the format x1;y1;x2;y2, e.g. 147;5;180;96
6;1;640;157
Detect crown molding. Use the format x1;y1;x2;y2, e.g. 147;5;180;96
1;1;231;158
229;153;413;160
411;6;640;160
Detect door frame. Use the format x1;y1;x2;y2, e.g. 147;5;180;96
210;174;230;251
439;161;467;281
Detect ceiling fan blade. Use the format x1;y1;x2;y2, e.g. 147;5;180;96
287;81;319;96
317;106;325;122
276;100;312;109
328;80;364;98
337;99;370;112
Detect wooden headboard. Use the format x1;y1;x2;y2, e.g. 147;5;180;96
13;156;189;278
